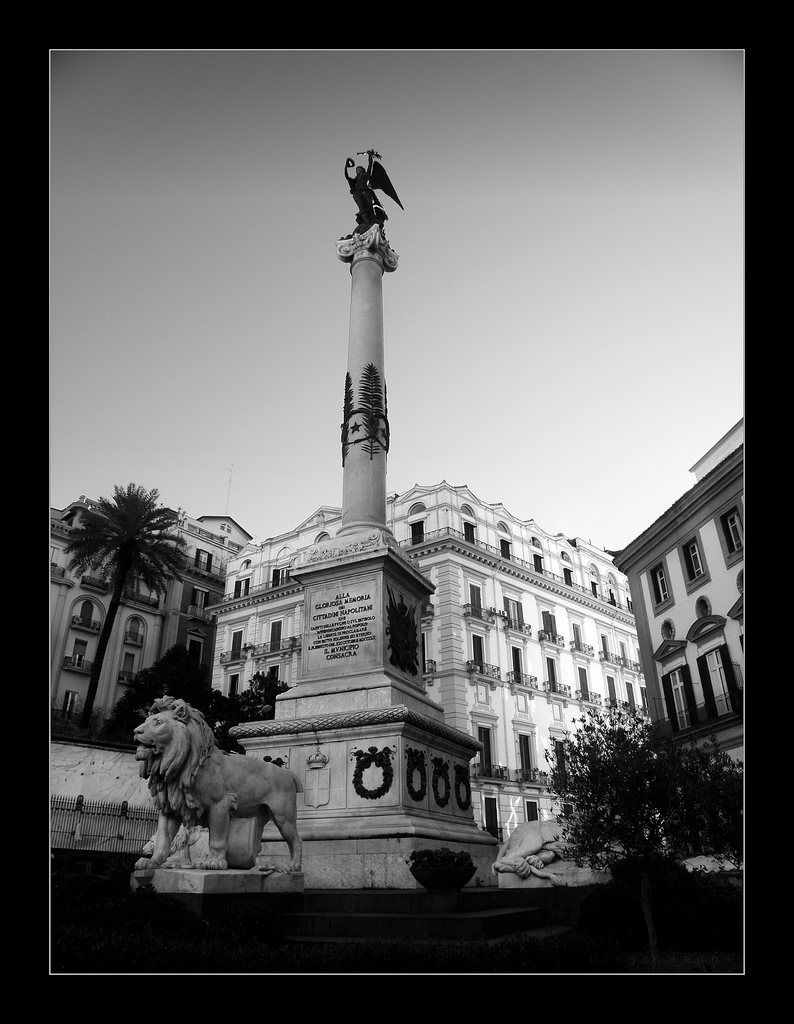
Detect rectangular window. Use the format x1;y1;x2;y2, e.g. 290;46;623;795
233;578;250;598
61;690;78;719
670;668;689;728
483;795;499;837
525;800;539;822
187;637;203;662
542;610;557;636
577;665;589;700
269;619;283;649
626;681;635;710
563;567;573;586
533;553;543;574
721;509;743;554
591;580;599;597
606;675;617;705
410;521;425;544
500;538;511;560
195;549;212;571
651;563;669;604
231;630;243;656
472;633;485;668
469;583;482;611
272;567;290;587
464;521;476;543
191;587;207;610
706;648;731;715
72;639;88;666
478;727;493;770
684;540;704;579
546;657;557;689
518;734;534;772
511;646;523;680
601;634;610;656
228;673;239;698
504;597;524;629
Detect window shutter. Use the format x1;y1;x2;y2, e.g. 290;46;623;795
681;664;701;724
695;655;718;720
661;672;679;732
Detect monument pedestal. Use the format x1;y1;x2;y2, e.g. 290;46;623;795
230;530;499;888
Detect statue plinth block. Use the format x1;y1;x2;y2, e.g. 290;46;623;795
131;868;304;896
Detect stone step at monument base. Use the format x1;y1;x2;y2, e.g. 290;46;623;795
278;887;586;941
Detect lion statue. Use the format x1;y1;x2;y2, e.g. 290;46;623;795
133;696;303;872
492;820;569;886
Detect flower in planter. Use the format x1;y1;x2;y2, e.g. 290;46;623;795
406;847;474;870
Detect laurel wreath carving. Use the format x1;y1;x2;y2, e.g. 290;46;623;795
350;745;394;800
405;747;428;802
431;755;451;807
454;764;472;810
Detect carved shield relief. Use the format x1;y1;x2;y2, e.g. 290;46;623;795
304;766;331;808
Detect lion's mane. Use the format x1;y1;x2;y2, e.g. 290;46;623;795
140;698;215;824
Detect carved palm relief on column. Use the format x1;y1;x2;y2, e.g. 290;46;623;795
341;364;390;466
386;585;419;675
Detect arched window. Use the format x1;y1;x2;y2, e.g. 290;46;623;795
315;532;330;543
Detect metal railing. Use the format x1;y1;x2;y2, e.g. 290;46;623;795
51;795;159;855
471;762;510;781
467;660;501;679
506;670;539;687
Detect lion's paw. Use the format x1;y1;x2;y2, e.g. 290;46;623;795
197;858;228;870
134;857;153;871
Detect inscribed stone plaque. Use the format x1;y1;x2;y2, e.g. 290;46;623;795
305;580;380;674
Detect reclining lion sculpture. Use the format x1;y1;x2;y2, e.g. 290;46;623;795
133;696;302;872
492;820;568;886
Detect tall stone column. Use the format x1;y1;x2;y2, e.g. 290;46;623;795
336;226;398;536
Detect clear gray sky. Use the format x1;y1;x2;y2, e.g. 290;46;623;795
50;50;743;552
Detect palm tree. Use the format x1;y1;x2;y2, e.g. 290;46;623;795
64;483;186;730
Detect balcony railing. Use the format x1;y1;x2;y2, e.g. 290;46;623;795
507;670;539;687
543;681;571;697
501;616;531;635
71;615;100;632
117;671;137;684
471;762;510;781
124;631;143;645
51;563;66;579
63;655;92;674
570;640;594;656
187;605;212;621
251;637;299;657
513;767;550;785
653;686;743;737
467;660;501;679
423;659;437;675
538;631;565;647
463;604;495;623
220;649;246;664
576;689;601;704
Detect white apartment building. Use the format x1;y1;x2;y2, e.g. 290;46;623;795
209;482;646;841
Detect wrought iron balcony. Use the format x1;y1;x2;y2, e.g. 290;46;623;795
570;640;594;656
220;649;247;664
252;637;299;657
543;681;570;697
463;604;495;623
51;563;66;579
466;660;501;679
538;630;565;647
471;762;510;781
71;614;100;632
423;659;437;675
507;670;539;688
576;689;601;704
63;655;92;674
187;604;211;621
124;630;143;645
513;767;549;785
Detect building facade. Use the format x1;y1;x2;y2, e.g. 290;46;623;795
614;423;744;761
209;482;646;841
50;496;252;727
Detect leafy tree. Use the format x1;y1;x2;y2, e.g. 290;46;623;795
546;705;743;964
214;670;291;752
64;484;186;729
106;644;213;740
